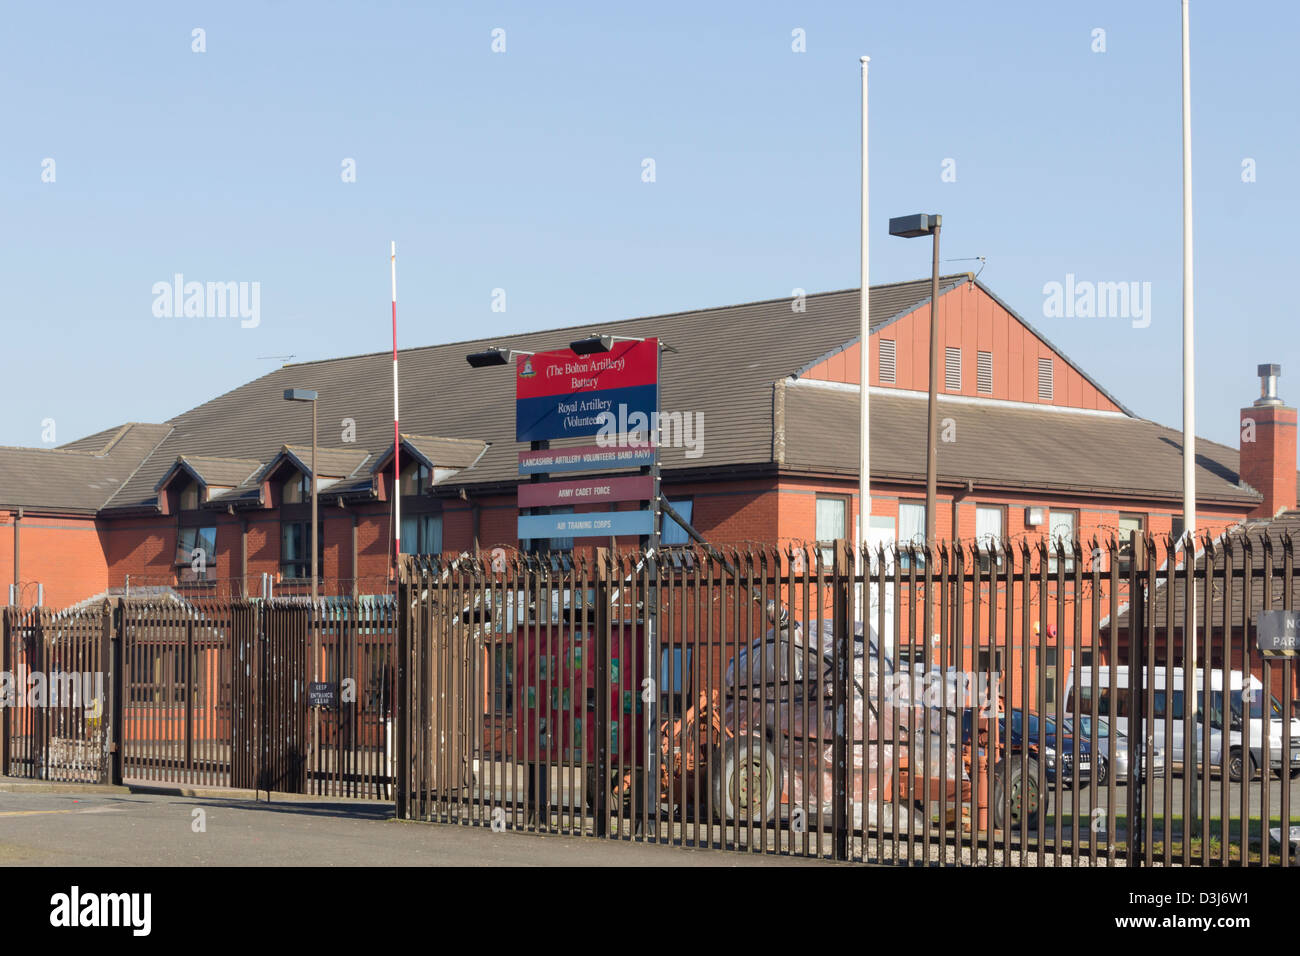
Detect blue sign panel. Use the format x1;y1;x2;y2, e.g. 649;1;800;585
516;383;658;443
517;510;655;539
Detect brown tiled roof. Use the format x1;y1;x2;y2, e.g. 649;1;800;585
0;423;173;513
279;445;372;479
100;277;954;509
780;381;1260;504
401;435;490;472
1107;511;1300;632
154;455;264;493
21;275;1273;519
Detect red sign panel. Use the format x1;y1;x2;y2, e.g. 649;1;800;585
515;338;658;400
517;474;654;509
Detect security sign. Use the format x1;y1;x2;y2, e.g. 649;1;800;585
1258;611;1300;658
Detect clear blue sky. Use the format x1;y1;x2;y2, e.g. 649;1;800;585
2;0;1295;449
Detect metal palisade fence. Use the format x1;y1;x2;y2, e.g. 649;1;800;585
393;532;1298;867
2;531;1295;866
3;596;397;800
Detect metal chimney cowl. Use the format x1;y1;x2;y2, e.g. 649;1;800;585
1255;364;1283;407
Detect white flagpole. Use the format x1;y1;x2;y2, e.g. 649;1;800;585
392;241;401;574
1181;0;1199;824
859;55;871;546
1182;1;1196;542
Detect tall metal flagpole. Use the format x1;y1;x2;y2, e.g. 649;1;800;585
392;241;401;573
1181;0;1199;826
859;56;871;546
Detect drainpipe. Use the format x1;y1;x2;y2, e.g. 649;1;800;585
12;508;20;607
240;515;249;599
351;512;359;599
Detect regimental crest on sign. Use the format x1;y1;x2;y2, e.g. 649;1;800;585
519;357;536;378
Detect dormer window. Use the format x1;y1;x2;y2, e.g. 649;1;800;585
179;479;202;511
283;472;311;504
400;460;432;496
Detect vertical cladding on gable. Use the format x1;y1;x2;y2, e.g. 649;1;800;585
801;284;1124;413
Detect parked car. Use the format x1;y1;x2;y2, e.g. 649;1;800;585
1065;665;1300;781
965;709;1091;787
1061;714;1164;785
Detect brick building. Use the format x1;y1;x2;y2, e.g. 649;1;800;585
2;273;1296;619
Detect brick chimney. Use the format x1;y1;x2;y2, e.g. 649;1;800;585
1240;364;1298;518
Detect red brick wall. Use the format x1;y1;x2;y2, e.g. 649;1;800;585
0;511;108;607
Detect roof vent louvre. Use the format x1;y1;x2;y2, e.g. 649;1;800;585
977;350;993;395
1038;357;1055;402
944;347;961;391
879;339;896;385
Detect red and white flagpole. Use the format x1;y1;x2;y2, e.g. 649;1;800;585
391;240;400;571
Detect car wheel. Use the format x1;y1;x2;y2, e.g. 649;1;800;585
993;758;1046;831
1093;756;1109;788
1227;748;1255;783
712;735;778;825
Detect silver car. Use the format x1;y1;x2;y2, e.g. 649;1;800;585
1065;715;1164;785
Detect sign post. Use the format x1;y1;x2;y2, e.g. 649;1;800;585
512;337;664;828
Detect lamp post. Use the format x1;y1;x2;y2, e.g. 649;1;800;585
888;213;942;546
283;385;318;792
283;388;320;601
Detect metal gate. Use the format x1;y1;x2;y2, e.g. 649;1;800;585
116;597;392;797
1;604;111;783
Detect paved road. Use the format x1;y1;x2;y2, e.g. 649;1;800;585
0;789;824;867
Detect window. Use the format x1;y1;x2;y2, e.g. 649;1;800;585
179;480;202;511
976;648;1005;677
400;513;443;556
128;648;193;705
1038;358;1054;402
1118;513;1145;575
281;521;323;579
975;505;1005;571
815;496;848;567
176;526;217;568
1047;509;1077;573
400;460;432;496
1150;690;1186;721
1171;514;1186;545
878;339;897;385
661;498;694;546
977;351;993;395
899;501;927;569
944;347;962;391
282;472;311;504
